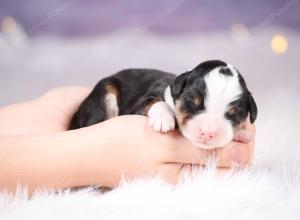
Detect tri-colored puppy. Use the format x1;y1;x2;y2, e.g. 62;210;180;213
70;60;257;149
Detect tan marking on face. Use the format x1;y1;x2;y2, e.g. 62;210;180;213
175;99;191;127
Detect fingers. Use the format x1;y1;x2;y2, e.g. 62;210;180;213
236;115;256;163
230;115;255;165
233;129;253;143
39;86;92;113
242;115;256;135
220;142;252;167
163;131;208;165
164;130;254;168
234;116;256;143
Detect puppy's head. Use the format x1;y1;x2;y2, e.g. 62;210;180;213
166;60;257;149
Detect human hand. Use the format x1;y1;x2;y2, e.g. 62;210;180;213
0;86;92;135
74;115;255;187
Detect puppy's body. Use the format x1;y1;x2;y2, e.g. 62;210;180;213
70;69;175;128
70;60;257;149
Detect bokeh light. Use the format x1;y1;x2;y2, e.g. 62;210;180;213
1;17;17;33
230;23;249;41
271;34;288;55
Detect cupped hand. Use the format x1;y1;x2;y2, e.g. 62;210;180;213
71;113;255;187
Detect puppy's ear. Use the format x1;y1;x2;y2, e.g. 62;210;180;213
248;94;257;124
170;72;188;99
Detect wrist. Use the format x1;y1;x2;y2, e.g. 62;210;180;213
69;123;121;188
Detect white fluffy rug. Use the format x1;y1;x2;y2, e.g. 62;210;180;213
1;26;300;219
1;165;300;219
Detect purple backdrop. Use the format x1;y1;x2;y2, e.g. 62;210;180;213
0;0;299;37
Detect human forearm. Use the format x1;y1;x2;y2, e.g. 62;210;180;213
0;125;117;193
0;134;84;193
0;117;143;194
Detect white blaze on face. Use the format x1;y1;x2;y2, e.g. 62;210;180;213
181;65;243;149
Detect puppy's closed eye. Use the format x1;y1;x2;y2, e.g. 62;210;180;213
228;107;237;115
193;96;202;107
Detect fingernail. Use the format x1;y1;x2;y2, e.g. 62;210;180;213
230;145;249;165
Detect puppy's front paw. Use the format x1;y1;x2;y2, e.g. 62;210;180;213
233;129;253;143
149;112;175;132
148;102;175;133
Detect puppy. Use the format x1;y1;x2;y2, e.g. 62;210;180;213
69;60;257;149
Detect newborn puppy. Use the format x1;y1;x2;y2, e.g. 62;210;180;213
70;60;257;149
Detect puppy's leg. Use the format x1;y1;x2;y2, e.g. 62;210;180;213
69;79;119;129
130;95;175;133
103;84;119;119
148;101;176;132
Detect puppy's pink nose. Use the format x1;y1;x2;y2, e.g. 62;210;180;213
200;131;216;142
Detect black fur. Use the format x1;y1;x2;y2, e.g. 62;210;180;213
69;69;175;129
193;60;227;74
